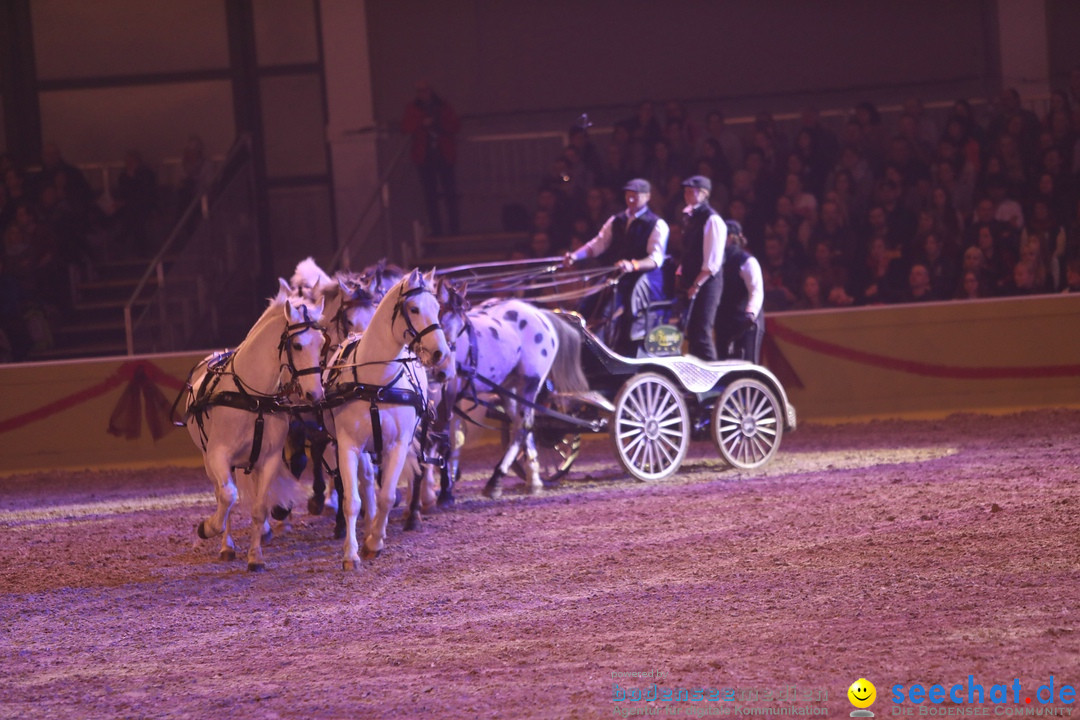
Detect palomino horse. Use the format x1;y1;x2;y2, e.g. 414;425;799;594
430;284;588;502
323;269;454;568
180;283;327;571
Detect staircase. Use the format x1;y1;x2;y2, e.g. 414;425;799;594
28;258;168;361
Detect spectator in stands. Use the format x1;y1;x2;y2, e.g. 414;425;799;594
928;185;964;244
1022;196;1067;290
897;263;935;303
918;232;955;300
1000;256;1040;297
0;253;31;361
35;142;94;218
955;269;988;300
2;169;28;232
564;178;669;356
402;81;461;236
792;272;825;310
1061;256;1080;293
112;149;158;258
700;110;743;172
567;121;603;182
971;222;1009;294
811;199;856;267
760;232;799;312
175;134;215;222
853;234;905;305
623;100;663;173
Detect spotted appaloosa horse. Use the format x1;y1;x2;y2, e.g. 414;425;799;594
431;287;588;502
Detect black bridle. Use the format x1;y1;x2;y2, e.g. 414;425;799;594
392;283;444;360
276;304;329;397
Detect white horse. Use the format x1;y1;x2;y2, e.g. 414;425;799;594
324;268;454;568
284;258;408;531
180;282;327;571
430;286;588;501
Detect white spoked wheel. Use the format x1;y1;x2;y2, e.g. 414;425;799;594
610;372;690;482
712;378;783;470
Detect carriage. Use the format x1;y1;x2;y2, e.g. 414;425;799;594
436;256;797;485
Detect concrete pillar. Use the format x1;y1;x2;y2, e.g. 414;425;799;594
319;0;380;266
996;0;1051;100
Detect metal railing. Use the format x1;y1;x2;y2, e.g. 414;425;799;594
123;135;259;355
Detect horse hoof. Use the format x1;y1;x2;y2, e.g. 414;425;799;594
247;562;266;572
393;488;403;508
404;514;420;531
219;548;236;561
270;505;291;521
197;521;210;540
528;484;544;496
360;546;380;561
308;497;325;516
261;528;273;545
343;558;361;571
437;491;455;507
481;483;502;500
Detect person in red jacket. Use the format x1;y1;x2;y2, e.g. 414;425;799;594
402;80;461;236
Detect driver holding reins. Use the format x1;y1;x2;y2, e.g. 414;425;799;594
563;178;669;356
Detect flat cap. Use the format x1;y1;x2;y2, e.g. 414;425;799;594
681;175;712;192
622;178;651;194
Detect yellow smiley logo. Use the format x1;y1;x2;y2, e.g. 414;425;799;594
848;678;876;709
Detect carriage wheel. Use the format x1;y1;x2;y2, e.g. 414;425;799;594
610;372;689;482
712;378;783;470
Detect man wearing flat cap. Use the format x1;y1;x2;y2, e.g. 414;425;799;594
677;174;727;361
564;178;669;356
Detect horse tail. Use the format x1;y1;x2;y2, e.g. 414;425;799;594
261;468;308;518
544;310;588;394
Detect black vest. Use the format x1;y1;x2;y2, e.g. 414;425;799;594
718;244;752;314
680;203;719;287
597;209;659;265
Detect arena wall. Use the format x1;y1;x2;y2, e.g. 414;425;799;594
1;294;1077;475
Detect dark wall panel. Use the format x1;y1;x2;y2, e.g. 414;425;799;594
368;0;991;124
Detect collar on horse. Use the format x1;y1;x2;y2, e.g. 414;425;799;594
174;314;327;474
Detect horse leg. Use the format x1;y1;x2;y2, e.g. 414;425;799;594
438;416;463;506
197;449;238;561
405;461;425;531
522;406;543;494
333;468;346;540
338;443;363;570
358;452;377;558
364;441;410;558
307;434;328;516
483;401;525;500
246;464;272;572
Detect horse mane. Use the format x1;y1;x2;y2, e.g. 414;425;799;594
290;257;333;298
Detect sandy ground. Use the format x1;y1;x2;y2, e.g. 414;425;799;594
1;409;1078;720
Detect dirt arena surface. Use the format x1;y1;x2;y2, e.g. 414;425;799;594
1;409;1078;720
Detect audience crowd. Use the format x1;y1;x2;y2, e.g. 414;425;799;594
7;82;1080;362
516;84;1080;314
0;135;210;361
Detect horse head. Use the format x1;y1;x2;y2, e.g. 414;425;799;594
394;268;455;383
436;277;470;364
360;258;406;299
333;272;378;339
280;287;328;403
